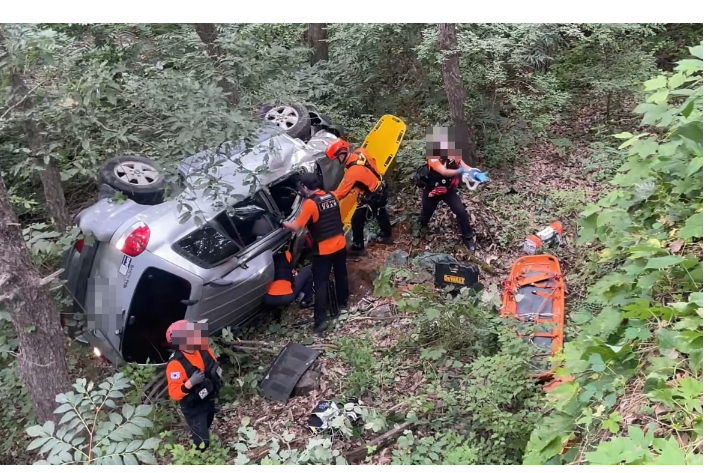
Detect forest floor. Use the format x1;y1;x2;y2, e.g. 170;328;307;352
158;98;626;464
19;96;630;466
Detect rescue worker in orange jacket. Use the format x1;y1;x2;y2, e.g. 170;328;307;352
326;138;392;256
417;131;477;250
283;173;348;333
165;320;222;450
265;247;314;309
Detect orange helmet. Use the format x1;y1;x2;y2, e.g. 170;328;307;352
326;138;350;160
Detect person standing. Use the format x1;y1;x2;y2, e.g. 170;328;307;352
326;138;392;256
417;131;480;250
283;173;349;333
265;247;314;309
165;320;222;450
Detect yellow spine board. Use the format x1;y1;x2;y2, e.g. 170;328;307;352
338;115;407;231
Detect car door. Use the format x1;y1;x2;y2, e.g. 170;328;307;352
194;190;289;330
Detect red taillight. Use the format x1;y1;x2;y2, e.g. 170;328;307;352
74;237;85;253
115;222;150;256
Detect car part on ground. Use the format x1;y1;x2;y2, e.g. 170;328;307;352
500;254;565;382
260;342;320;404
258;102;312;141
99;156;169;205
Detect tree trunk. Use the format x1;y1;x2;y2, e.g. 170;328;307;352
307;23;328;66
437;23;476;166
193;23;239;106
1;29;71;231
0;175;72;422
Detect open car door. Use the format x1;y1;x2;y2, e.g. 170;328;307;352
338;115;406;232
501;254;565;384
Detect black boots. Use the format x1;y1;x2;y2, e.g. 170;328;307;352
463;236;476;251
348;244;367;257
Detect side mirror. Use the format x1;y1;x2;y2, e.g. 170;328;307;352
181;299;199;306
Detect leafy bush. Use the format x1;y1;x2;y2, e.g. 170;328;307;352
159;433;230;465
25;373;159;465
524;44;703;465
337;336;378;396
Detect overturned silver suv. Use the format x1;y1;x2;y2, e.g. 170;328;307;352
63;104;344;365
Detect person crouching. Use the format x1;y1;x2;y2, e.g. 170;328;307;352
265;247;314;309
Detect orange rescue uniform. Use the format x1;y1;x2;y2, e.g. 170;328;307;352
267;250;293;296
294;190;346;255
332;148;382;201
166;347;218;401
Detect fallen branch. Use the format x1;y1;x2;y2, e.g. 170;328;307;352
344;421;415;463
39;268;65;286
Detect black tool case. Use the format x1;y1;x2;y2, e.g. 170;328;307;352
434;262;480;288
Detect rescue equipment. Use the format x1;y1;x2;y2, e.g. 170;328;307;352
523;221;563;255
338;115;406;232
501;254;565;382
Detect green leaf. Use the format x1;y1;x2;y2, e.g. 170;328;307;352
647;89;668;103
27;436;51;451
136;450;157;465
688;292;703;307
667;73;687;90
675;59;703;75
27;425;46;437
140;437;160;451
679;212;702;239
645;256;683;270
688;44;702;59
686;157;703;177
644;76;667;91
53;404;72;414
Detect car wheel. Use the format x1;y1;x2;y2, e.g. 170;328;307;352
258;102;312;141
99;156;168;205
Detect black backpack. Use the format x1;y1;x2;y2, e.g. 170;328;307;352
413;164;430;188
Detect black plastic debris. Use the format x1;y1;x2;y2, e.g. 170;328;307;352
434;262;480;288
260;342;320;404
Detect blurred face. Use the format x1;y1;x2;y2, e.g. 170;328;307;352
174;322;208;352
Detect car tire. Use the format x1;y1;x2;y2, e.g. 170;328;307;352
258;102;312;141
99;156;168;205
314;112;344;138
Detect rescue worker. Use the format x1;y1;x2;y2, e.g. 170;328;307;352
165;320;222;450
326;138;392;256
282;173;349;333
265;247;314;309
417;133;478;250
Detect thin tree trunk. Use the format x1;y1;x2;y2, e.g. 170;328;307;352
437;23;476;166
1;29;71;231
0;175;72;422
307;23;328;66
193;23;239;106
